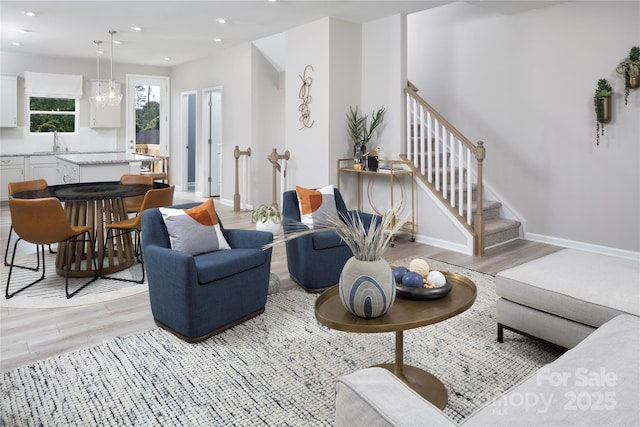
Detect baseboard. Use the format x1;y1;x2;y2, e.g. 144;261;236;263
413;233;472;255
526;232;640;261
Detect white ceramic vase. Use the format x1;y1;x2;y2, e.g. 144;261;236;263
339;257;395;319
256;219;281;237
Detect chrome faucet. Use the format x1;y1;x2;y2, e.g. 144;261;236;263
53;130;59;152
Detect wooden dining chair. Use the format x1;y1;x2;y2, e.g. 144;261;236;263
101;185;175;283
5;179;52;270
120;174;154;214
5;197;99;299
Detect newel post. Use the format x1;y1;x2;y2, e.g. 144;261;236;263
233;145;251;212
267;148;290;207
474;141;486;255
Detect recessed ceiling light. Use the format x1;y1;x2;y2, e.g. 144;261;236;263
24;11;37;17
214;38;223;43
164;57;171;61
216;18;227;24
131;26;143;32
12;42;22;46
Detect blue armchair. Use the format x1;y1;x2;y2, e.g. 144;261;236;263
282;188;379;292
141;203;273;342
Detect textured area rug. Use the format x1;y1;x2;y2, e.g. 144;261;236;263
1;258;562;426
0;252;147;308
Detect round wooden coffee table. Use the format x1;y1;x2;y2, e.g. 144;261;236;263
315;271;477;409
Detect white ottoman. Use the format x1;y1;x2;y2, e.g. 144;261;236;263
495;249;640;348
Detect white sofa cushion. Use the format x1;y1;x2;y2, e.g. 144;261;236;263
335;315;640;427
466;314;640;426
495;249;640;327
335;367;455;427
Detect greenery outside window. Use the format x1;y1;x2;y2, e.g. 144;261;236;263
29;96;78;133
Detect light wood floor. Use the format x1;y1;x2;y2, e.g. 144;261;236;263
0;191;561;372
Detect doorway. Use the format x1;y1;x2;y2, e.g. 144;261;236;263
202;87;222;197
125;75;169;155
181;91;197;191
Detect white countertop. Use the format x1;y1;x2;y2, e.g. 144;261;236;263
56;153;155;165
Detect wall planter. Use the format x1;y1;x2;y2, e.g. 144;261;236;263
594;79;613;146
615;46;640;105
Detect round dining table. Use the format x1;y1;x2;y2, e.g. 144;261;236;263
11;181;168;277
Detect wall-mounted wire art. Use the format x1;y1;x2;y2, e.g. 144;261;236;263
298;65;314;129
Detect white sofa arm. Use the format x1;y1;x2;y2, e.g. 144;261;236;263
335;367;456;427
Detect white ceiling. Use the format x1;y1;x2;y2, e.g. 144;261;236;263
1;1;560;68
1;1;450;67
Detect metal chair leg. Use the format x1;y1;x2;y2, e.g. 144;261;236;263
65;231;99;299
5;240;46;299
4;226;41;272
100;228;144;284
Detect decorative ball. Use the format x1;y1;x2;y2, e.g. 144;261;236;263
392;266;409;284
426;270;447;287
409;259;430;278
402;271;424;288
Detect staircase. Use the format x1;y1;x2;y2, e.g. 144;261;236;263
404;82;520;254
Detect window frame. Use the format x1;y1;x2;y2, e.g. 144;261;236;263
27;95;80;135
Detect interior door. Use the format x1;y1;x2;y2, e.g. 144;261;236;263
203;88;222;197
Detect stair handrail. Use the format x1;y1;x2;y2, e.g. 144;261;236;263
405;81;486;254
267;148;290;208
233;146;251;212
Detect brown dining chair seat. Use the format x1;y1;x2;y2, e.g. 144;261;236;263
101;185;175;284
120;174;154;214
5;197;99;299
5;179;54;270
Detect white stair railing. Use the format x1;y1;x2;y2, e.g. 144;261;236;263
405;82;486;254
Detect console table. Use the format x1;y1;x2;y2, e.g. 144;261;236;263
337;158;415;245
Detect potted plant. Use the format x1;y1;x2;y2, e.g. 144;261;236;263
346;105;385;168
594;79;613;146
616;46;640;105
251;204;282;236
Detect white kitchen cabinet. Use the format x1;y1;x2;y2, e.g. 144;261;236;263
1;156;25;200
89;82;121;128
29;155;59;185
1;75;18;128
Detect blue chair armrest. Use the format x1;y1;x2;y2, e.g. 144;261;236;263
224;229;273;249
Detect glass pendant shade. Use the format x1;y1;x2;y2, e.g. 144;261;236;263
90;40;107;107
92;29;122;108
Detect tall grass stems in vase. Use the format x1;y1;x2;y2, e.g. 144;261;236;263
265;205;409;262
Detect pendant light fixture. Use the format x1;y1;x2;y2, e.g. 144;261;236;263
104;29;122;107
90;40;106;107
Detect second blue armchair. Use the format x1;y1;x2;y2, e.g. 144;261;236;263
282;188;379;292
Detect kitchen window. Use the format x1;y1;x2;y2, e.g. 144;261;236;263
28;96;78;133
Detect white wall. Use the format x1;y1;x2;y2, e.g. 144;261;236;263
251;45;285;206
285;18;332;189
169;44;252;202
0;51;168;154
329;18;362;185
361;14;406;160
408;1;640;253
